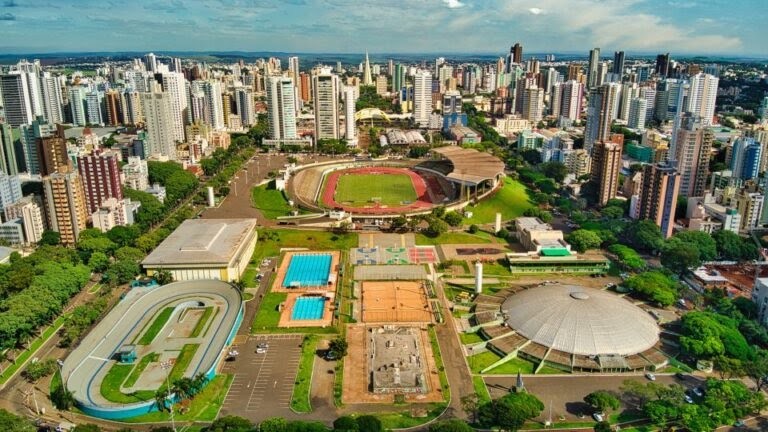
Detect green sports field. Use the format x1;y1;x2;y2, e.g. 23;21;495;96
334;173;417;207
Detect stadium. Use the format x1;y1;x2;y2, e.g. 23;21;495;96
469;283;669;373
59;280;243;420
286;147;505;218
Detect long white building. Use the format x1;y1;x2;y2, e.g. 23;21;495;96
313;68;340;140
413;70;432;128
140;92;178;159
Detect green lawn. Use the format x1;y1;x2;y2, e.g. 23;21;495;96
482;261;512;276
253;229;358;262
122;374;233;423
428;326;450;402
124;352;160;388
251;292;287;331
290;335;318;413
334;173;417;206
415;231;494;245
464;177;534;224
190;307;215;338
372;403;447;429
169;344;199;382
136;307;174;345
472;375;491;404
101;364;155;403
251;181;294;219
460;331;485;345
468;351;536;374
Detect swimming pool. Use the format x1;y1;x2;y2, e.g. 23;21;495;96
283;253;332;288
291;297;326;320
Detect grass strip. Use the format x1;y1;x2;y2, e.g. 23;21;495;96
190;307;214;338
428;326;450;402
290;335;317;413
137;307;174;345
123;352;159;388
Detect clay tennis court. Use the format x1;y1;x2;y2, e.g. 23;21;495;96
361;281;433;323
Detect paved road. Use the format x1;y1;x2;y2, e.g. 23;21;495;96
484;374;704;422
219;334;304;423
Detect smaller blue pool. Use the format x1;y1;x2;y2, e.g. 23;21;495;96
283;253;332;288
291;297;326;320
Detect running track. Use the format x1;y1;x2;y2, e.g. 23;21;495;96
322;167;435;215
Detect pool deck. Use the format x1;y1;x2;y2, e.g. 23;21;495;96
278;292;335;328
272;250;341;294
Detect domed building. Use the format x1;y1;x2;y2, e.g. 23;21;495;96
471;284;667;373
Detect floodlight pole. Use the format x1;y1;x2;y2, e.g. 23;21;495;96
161;361;177;432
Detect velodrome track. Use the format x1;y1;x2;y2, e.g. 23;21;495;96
60;280;243;419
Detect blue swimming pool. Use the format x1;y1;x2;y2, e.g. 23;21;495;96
283;254;332;288
291;297;326;320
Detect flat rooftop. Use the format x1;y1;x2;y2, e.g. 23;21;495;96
517;217;553;232
143;219;257;266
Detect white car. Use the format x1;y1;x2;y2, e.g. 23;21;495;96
645;372;656;381
684;394;694;404
256;347;267;354
592;412;604;422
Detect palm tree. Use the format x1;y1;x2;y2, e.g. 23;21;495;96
172;377;194;400
191;372;208;395
51;386;76;410
154;388;169;412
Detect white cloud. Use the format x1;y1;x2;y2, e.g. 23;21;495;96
528;7;544;14
443;0;464;9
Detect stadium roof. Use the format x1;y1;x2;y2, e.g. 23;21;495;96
432;146;505;185
502;284;659;356
142;219;257;266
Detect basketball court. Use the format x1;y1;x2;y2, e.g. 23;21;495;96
360;280;433;323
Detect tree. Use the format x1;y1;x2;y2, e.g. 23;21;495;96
0;409;35;432
468;224;479;234
88;251;110;273
670;231;717;261
332;416;359;432
713;355;744;379
155;388;169;412
584;390;620;413
540;161;567;183
680;312;753;361
40;230;61;246
601;205;624;219
103;260;140;286
391;215;407;230
107;225;140;247
51;384;76;410
461;393;481;424
745;353;768;392
443;211;464;227
259;418;288;432
713;230;758;261
661;241;701;274
622;220;663;253
566;229;602;252
623;271;678;307
115;246;145;263
154;269;174;285
607;244;645;271
328;337;348;358
23;358;57;382
520;149;541;165
429;419;474;432
479;392;544;431
354;416;382;432
424;217;448;238
593;421;612;432
205;415;255;432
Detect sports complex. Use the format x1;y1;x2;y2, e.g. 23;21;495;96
59;280;243;419
287;147;505;218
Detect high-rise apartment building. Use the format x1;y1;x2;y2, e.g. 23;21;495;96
235;88;256;127
613;51;625;76
299;72;311;102
39;71;63;124
687;73;718;126
730;137;762;181
736;191;764;232
200;81;225;130
122;156;149;191
0;72;34;127
522;86;544;123
104;90;123;126
122;91;143;125
0;123;19;175
638;163;680;238
344;86;357;147
37;135;68;176
584;83;620;152
85;90;104;125
288;56;301;95
77;151;123;214
42;171;88;247
375;75;388;96
673;114;713;197
655;53;670;77
413;70;432;128
590;140;623;205
550;80;583;122
628;98;648;130
19;116;55;175
144;52;158;73
5;195;45;245
140;92;178;159
0;171;23;219
266;75;298;140
160;72;188;142
587;48;601;89
312;69;340;141
69;87;87;126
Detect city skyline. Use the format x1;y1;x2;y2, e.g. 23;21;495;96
1;0;766;56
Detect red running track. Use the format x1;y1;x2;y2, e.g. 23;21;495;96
322;167;436;215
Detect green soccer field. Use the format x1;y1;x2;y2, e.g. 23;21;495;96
334;173;418;207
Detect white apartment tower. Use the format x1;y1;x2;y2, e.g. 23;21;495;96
140;92;178;159
687;73;718;126
161;72;188;142
628;98;648;130
344;86;357;147
266;75;298;140
313;68;340;140
413;70;432;128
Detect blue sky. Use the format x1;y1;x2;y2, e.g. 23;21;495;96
1;0;765;56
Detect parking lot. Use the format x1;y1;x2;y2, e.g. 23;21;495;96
219;334;304;421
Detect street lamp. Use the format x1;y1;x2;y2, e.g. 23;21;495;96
160;361;177;432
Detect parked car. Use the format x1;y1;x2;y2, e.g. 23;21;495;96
256;347;267;354
734;420;746;427
675;372;687;380
592;412;604;422
645;372;656;381
692;386;704;397
684;394;694;404
323;350;338;361
256;342;269;349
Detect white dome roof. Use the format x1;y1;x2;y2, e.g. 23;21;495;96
502;284;659;356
